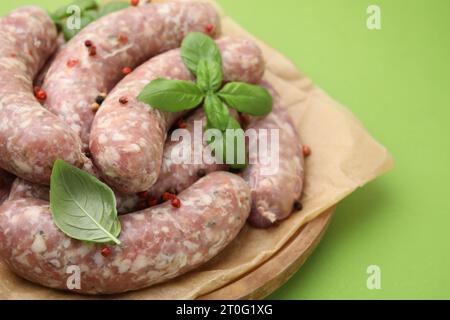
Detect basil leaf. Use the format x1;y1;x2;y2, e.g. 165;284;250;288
99;1;130;17
218;82;273;116
137;78;205;112
197;59;223;93
82;9;98;20
51;7;69;22
181;32;221;76
206;117;248;169
52;0;98;21
73;0;98;12
62;12;96;41
204;93;229;131
50;160;121;245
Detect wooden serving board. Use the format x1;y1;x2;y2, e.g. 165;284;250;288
199;207;335;300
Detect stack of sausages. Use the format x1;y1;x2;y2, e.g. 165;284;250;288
0;3;304;294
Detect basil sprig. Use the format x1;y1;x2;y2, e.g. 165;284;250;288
50;160;121;245
51;0;130;41
137;32;272;168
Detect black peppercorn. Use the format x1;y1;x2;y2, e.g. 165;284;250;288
197;169;206;178
293;201;303;211
95;95;105;105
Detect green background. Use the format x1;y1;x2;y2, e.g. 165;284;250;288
1;0;449;299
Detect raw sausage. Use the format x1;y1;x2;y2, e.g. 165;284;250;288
0;7;85;185
42;2;220;148
0;172;251;294
145;108;232;199
243;84;305;228
90;36;265;194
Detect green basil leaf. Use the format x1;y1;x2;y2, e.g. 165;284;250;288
53;19;64;32
137;78;205;112
83;9;99;20
62;21;78;42
50;160;121;245
62;13;96;41
181;32;221;76
218;82;273;116
51;8;68;22
197;59;223;93
99;1;130;17
52;0;98;21
204;93;229;130
74;0;98;12
206;117;247;169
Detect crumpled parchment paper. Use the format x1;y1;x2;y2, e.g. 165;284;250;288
0;0;394;299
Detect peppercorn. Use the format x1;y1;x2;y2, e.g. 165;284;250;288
205;24;215;34
36;89;47;101
171;198;181;209
177;119;187;129
197;169;206;178
95;95;105;105
303;145;311;158
122;67;133;75
101;247;112;257
293;201;303;211
84;40;93;47
119;96;128;104
88;45;97;57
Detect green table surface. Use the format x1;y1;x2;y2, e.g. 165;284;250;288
1;0;449;300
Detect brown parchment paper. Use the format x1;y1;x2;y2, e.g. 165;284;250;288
0;0;394;299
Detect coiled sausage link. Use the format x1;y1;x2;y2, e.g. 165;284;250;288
243;84;305;228
42;2;220;148
90;36;265;194
0;172;251;294
0;7;85;185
